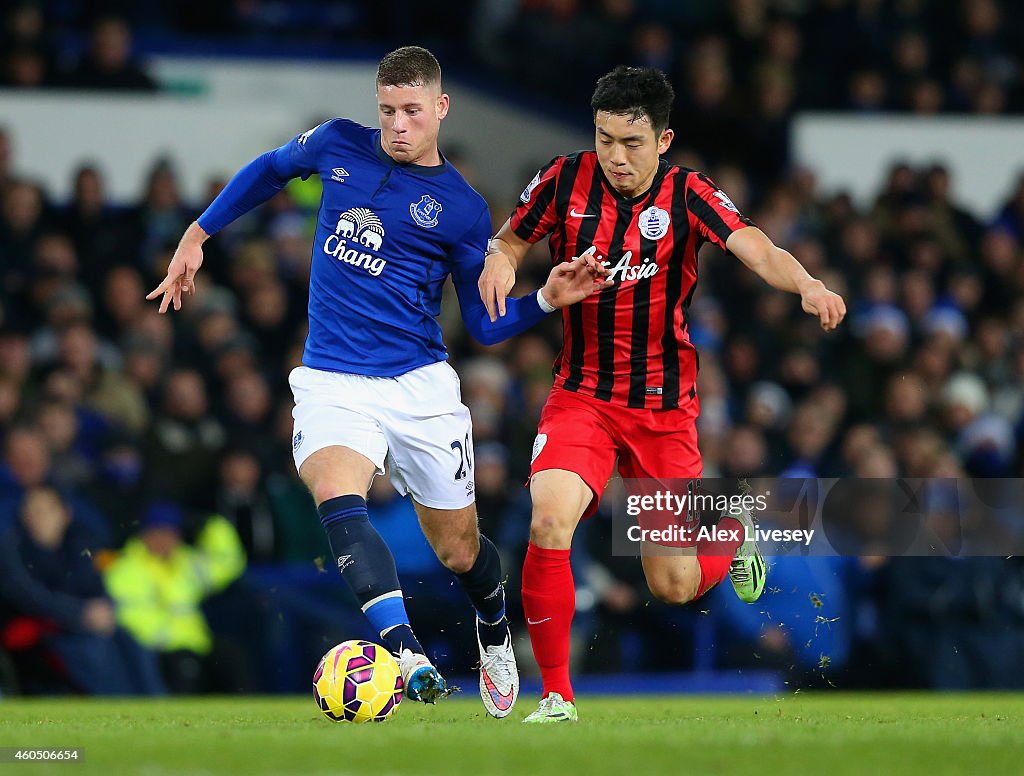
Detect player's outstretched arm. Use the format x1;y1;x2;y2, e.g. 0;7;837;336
726;226;847;331
458;254;610;346
146;221;209;313
478;219;531;322
147;125;324;314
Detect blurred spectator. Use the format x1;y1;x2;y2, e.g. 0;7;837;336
844;305;911;418
923;164;980;262
58;18;157;92
0;426;52;510
36;399;94;491
220;369;276;465
1;180;47;297
59;166;127;291
144;368;225;508
0;4;54;88
0;487;164;694
994;173;1024;239
103;504;246;693
55;322;149;433
125;158;192;274
239;279;293;368
215;448;279;563
4;46;48;88
98;264;146;338
673;35;743;168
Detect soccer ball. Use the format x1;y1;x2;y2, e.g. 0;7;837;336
313;640;404;723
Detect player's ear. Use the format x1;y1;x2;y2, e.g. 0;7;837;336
436;92;450;121
657;128;674;155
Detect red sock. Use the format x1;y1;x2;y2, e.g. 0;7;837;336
521;542;575;703
694;516;744;599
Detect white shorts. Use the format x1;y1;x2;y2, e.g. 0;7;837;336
289;362;475;510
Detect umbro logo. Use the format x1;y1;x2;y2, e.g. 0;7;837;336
331;167;349;183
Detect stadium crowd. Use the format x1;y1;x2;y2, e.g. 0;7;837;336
2;1;1024;695
4;1;1023;122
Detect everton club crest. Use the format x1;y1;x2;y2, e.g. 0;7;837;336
410;194;443;228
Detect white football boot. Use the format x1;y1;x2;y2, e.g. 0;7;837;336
477;620;519;718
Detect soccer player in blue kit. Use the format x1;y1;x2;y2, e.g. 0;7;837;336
147;46;609;718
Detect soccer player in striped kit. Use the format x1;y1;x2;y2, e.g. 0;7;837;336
480;66;846;722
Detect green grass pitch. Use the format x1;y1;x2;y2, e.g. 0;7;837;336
1;694;1022;775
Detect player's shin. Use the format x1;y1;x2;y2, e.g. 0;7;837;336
454;534;508;648
318;495;425;656
521;542;576;703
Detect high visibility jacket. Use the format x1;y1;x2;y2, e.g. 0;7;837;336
103;516;245;654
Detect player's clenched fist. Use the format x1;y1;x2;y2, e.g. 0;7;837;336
799;279;847;331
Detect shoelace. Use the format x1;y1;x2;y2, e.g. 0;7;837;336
536;695;559;714
400;652;428;678
730;557;751;582
481;644;514;684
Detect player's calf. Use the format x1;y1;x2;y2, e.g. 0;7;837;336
642;553;702;605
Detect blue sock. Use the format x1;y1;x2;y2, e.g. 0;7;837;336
455;534;508;648
318;495;424;656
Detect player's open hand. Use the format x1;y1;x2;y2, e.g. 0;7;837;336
146;223;208;313
540;250;613;309
800;279;846;331
479;250;517;322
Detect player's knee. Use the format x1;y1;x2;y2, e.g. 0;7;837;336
529;509;575;549
647;572;699;605
312;484;348;507
434;541;477;574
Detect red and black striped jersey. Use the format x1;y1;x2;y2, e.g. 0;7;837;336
510;151;754;409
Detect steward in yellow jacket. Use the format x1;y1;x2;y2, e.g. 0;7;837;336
104;504;246;656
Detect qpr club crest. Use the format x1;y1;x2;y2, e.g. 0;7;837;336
410;194;443;228
638;205;670;240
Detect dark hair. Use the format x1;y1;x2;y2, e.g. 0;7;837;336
591;66;675;135
376;46;441;89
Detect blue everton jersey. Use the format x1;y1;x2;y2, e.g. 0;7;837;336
198;118;549;376
282;119;489;376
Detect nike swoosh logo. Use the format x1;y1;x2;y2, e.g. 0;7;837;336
482;668;515;711
527;617;552;625
569;208;596;218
